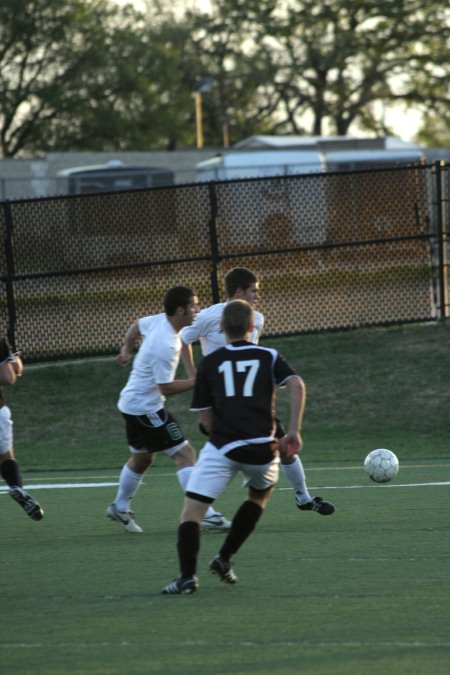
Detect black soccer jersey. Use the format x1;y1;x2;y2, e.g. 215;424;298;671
190;340;296;453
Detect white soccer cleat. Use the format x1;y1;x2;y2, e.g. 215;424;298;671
200;513;231;532
106;503;143;533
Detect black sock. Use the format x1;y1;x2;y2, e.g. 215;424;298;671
219;500;263;561
177;521;200;579
1;458;22;488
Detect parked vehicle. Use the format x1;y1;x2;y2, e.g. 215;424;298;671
58;160;174;194
196;135;425;181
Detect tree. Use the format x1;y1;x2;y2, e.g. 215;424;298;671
405;19;450;147
176;0;450;141
175;0;282;146
417;109;450;149
0;0;196;155
1;0;448;155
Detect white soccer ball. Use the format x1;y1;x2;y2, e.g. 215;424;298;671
364;448;399;483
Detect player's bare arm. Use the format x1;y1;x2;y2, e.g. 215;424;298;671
0;360;17;386
199;409;213;433
180;341;197;379
282;375;305;458
158;379;195;396
117;320;141;366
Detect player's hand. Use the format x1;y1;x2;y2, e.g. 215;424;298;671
280;432;302;459
11;356;24;378
116;347;131;366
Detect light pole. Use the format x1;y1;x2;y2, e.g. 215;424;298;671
194;77;214;149
222;113;230;148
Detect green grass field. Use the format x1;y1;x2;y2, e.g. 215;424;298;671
1;321;449;674
2;463;449;674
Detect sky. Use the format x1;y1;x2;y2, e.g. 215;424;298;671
370;102;423;144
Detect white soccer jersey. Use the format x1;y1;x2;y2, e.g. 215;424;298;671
180;301;264;355
118;313;181;415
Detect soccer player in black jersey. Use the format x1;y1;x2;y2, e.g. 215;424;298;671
162;299;306;594
181;266;335;516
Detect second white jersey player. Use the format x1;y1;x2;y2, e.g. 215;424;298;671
181;301;264;355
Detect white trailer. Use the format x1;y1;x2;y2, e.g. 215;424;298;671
196;135;424;181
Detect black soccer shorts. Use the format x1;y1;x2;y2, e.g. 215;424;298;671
275;417;286;439
122;409;186;453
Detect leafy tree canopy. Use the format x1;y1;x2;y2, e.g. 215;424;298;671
0;0;448;155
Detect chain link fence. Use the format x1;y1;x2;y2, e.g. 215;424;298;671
1;163;448;362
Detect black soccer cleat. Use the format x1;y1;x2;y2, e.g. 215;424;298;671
9;487;44;521
297;496;335;516
209;555;238;584
161;576;199;595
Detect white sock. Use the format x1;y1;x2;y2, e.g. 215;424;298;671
204;505;219;518
281;456;312;504
177;466;218;519
114;464;143;512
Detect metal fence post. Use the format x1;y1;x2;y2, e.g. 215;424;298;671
208;183;220;303
434;162;449;319
2;201;17;345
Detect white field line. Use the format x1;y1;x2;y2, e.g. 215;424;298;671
308;463;450;471
1;639;449;649
1;462;448;488
26;356;116;370
0;481;118;493
0;479;449;494
279;481;450;490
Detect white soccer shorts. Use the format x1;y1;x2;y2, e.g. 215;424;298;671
186;441;280;501
0;405;13;455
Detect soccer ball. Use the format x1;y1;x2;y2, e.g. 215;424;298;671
364;448;399;483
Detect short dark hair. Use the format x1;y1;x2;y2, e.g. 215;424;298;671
224;267;257;298
222;300;253;340
164;286;194;316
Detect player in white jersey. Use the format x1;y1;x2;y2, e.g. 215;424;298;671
162;300;305;594
106;286;230;533
0;336;44;521
181;300;264;357
181;267;335;517
181;268;263;366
